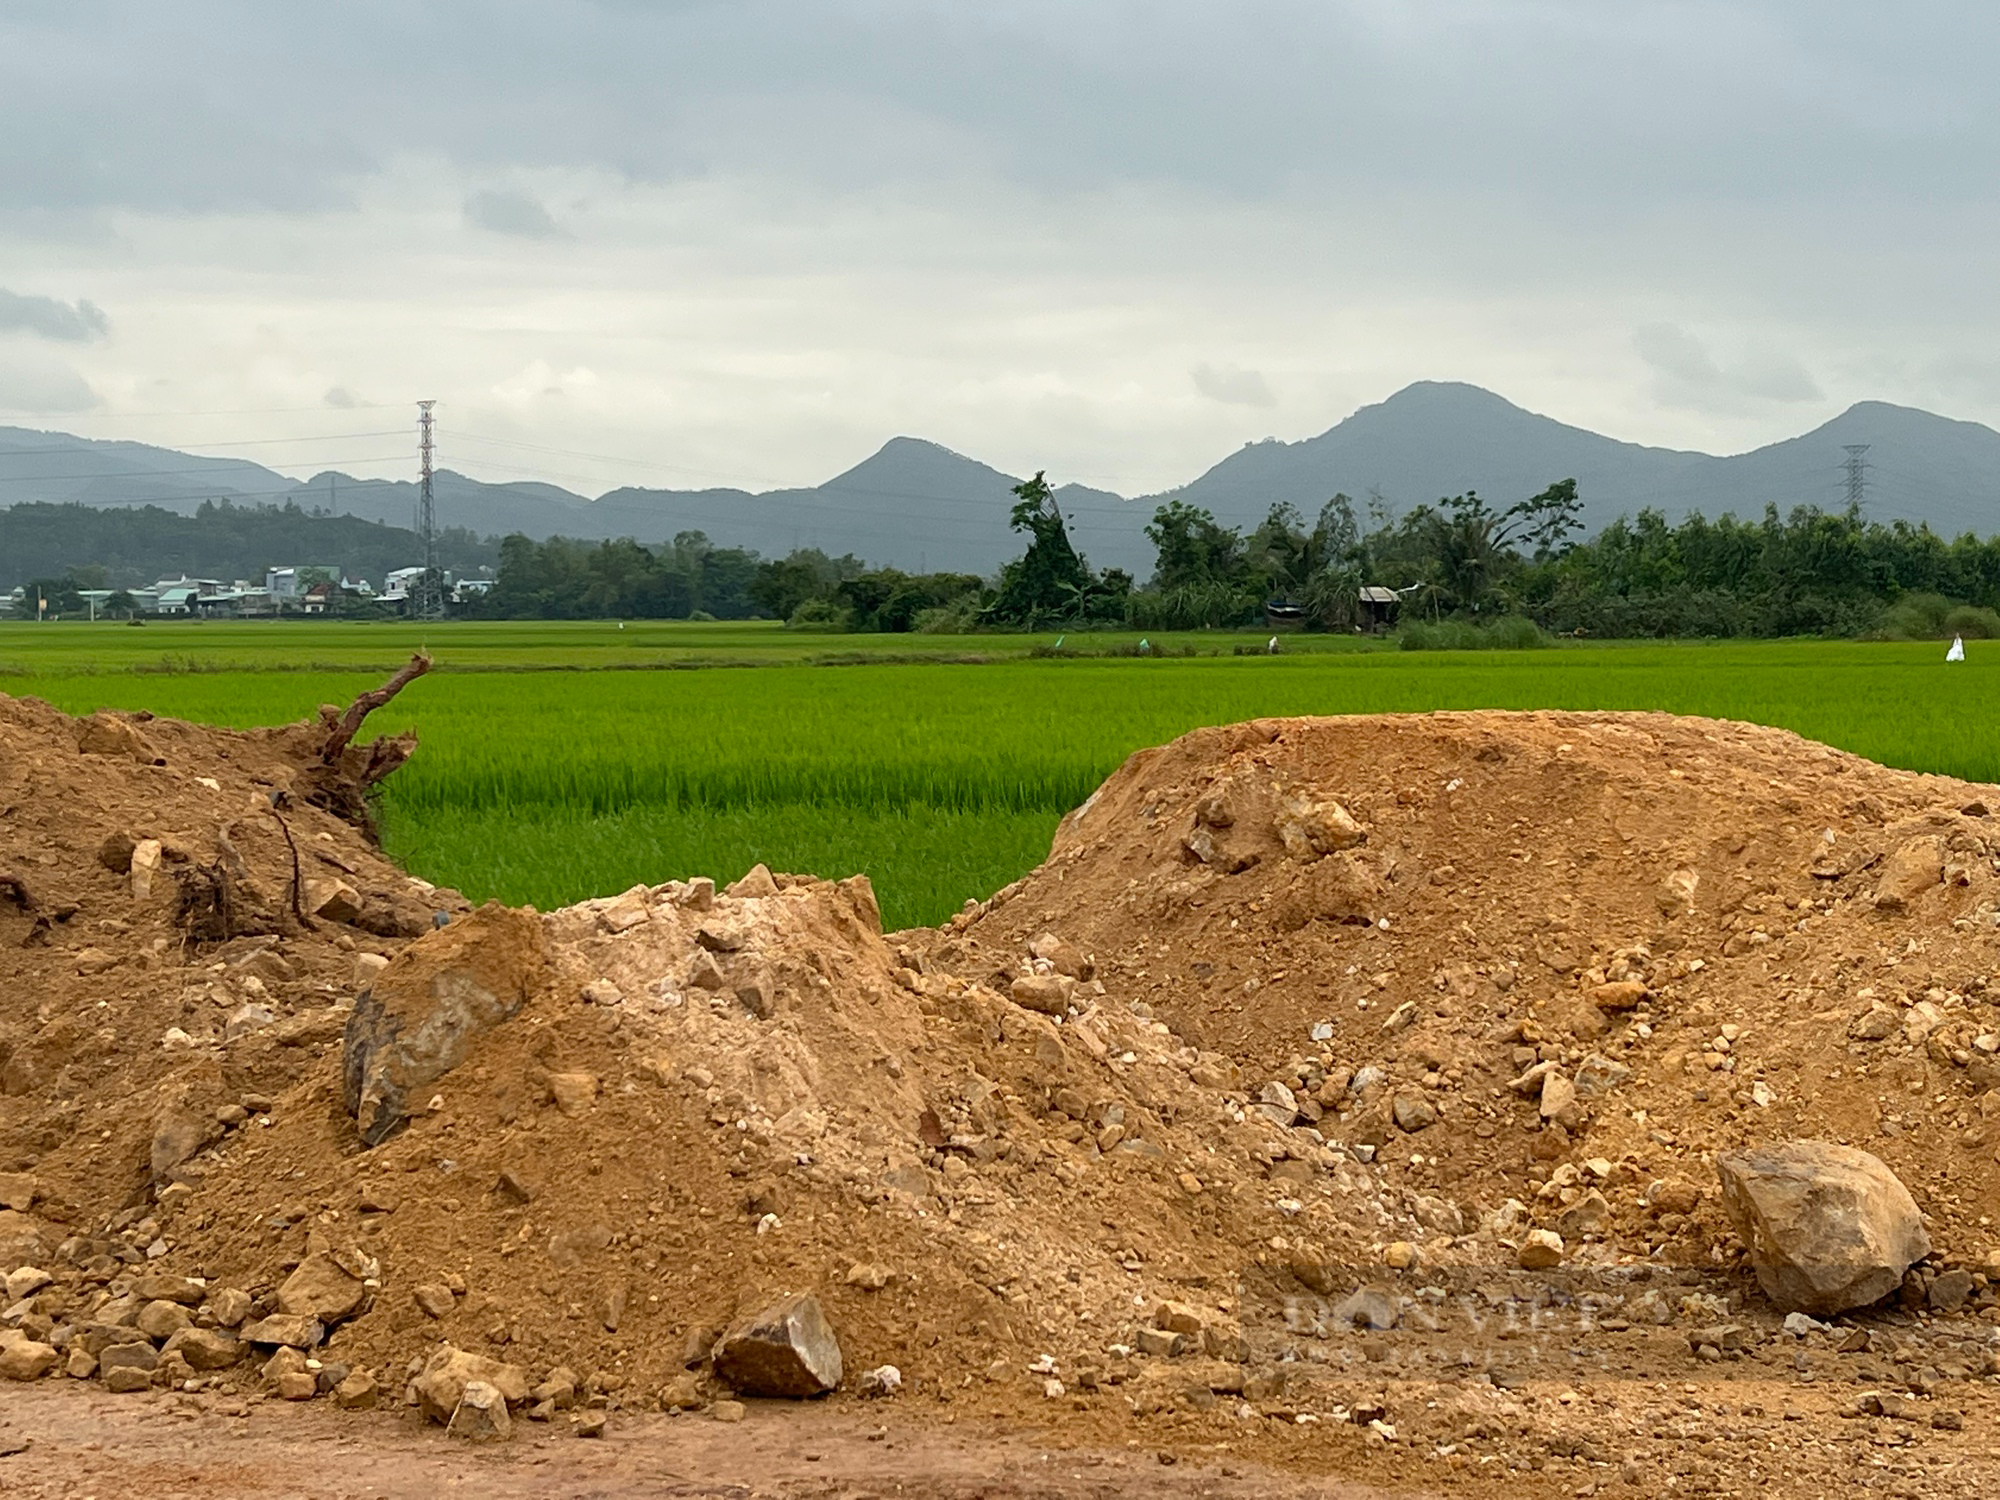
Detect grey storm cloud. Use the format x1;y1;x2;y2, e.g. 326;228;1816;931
7;2;2000;487
463;189;563;239
0;289;108;342
7;2;2000;228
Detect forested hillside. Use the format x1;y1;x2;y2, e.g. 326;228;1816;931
0;501;495;589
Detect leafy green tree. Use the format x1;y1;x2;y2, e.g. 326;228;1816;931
1515;478;1584;560
750;557;819;620
1300;562;1367;631
475;532;770;620
992;472;1096;623
1144;501;1246;590
691;545;760;618
1249;496;1364;597
833;569;983;632
1414;480;1586;611
749;549;867;620
1516;499;1959;637
1423;491;1510;610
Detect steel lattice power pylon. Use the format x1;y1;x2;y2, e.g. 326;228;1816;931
1842;443;1871;511
415;400;441;619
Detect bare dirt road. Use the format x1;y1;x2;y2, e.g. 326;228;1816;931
0;1385;1403;1500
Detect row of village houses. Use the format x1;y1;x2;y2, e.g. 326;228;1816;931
3;566;497;618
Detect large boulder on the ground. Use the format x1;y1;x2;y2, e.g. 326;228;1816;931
276;1251;373;1324
342;904;551;1147
711;1292;843;1397
1717;1141;1930;1315
0;1332;57;1381
1873;836;1944;910
75;713;162;765
413;1345;530;1425
0;1211;47;1273
160;1327;244;1371
240;1314;324;1350
446;1379;512;1441
149;1107;220;1186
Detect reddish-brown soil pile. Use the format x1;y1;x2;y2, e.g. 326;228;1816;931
4;698;2000;1498
0;691;446;1218
949;711;2000;1275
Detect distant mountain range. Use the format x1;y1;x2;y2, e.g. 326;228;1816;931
7;382;2000;575
1159;382;2000;541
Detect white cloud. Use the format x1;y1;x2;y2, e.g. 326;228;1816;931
1635;323;1823;413
1192;363;1275;407
491;359;600;405
1734;350;1823;404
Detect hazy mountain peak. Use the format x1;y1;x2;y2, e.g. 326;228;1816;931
1375;379;1531;411
1814;399;2000;439
822;435;1010;492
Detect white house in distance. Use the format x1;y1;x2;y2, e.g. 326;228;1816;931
266;566;344;600
5;565;472;618
380;567;427;606
152;578;227;615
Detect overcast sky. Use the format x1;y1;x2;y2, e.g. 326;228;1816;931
3;1;1997;497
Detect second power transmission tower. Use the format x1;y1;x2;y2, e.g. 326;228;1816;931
1842;443;1871;511
415;400;442;619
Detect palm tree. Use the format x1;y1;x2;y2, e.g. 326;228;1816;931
1425;498;1506;609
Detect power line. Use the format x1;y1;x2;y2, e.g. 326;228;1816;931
115;429;406;450
449;429;787;488
0;427;408;455
0;454;412;483
48;402;407;419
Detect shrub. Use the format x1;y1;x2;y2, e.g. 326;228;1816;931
1123;583;1261;631
911;598;983;634
785;598;852;632
1870;593;2000;641
1944;604;2000;640
1873;592;1954;640
1400;615;1549;651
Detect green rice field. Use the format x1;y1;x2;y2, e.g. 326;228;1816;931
0;617;1388;676
2;621;1992;929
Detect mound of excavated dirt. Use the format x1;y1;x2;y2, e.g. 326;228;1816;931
0;688;449;1213
5;698;2000;1496
947;712;2000;1268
